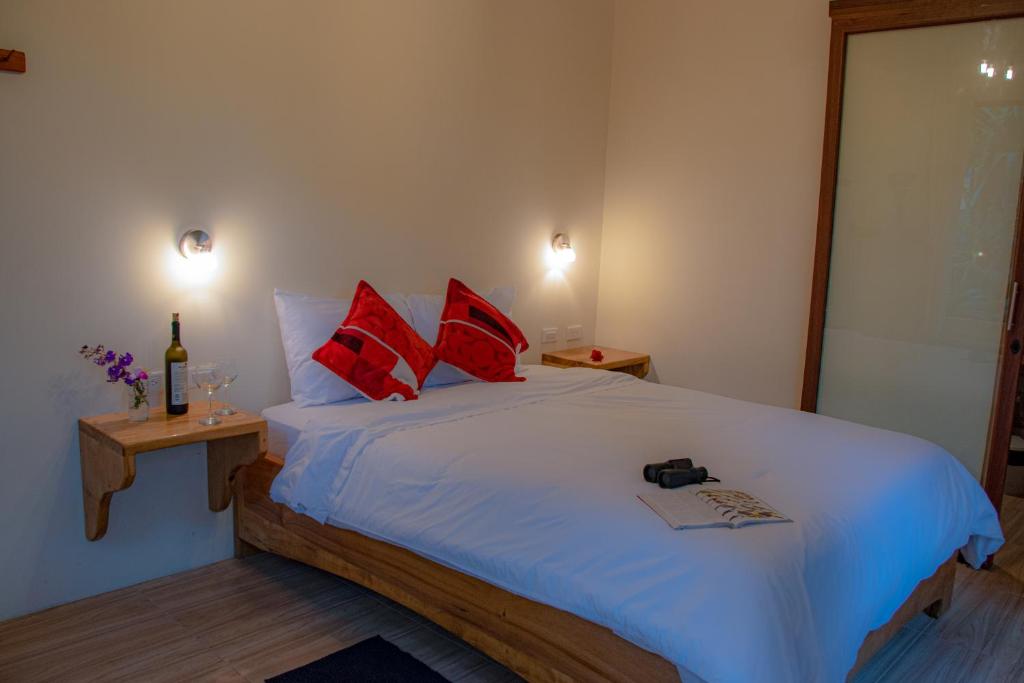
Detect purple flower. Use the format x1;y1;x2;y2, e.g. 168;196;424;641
82;344;147;399
125;370;148;386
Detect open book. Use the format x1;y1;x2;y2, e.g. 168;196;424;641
639;487;791;530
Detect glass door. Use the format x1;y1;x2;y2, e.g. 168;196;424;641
817;18;1024;479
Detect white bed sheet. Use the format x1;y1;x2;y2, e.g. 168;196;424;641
270;365;1003;683
262;400;366;454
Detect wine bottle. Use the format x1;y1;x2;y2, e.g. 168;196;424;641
165;313;189;415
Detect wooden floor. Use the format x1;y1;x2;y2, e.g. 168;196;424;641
1;495;1022;682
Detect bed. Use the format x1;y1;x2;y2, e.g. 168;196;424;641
236;365;1003;682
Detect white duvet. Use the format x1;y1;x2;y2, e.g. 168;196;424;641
270;366;1003;683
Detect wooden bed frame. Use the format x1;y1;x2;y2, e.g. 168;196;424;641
234;454;956;682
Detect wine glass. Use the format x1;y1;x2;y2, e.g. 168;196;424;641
192;363;224;426
215;361;239;416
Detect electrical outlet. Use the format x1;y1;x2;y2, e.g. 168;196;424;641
566;325;583;342
541;327;558;344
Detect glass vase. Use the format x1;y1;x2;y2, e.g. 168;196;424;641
125;386;150;422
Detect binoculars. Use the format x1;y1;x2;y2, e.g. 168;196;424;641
643;458;693;482
642;458;714;489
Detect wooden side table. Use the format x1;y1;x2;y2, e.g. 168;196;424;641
541;346;651;379
78;403;267;541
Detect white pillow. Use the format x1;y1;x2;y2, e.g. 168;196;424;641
273;288;413;407
407;286;516;387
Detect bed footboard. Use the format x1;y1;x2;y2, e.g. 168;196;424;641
235;455;681;683
235;455;956;683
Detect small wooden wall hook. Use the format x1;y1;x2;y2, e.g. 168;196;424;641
0;50;26;73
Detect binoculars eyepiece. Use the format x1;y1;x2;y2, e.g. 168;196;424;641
657;466;710;489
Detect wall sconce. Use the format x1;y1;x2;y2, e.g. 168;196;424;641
173;228;217;285
551;233;576;266
179;229;213;259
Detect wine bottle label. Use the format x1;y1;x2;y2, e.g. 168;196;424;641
170;362;189;406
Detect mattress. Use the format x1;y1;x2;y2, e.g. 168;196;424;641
268;365;1003;683
262;399;364;454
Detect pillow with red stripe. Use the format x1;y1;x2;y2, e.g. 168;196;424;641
313;281;436;401
435;278;529;383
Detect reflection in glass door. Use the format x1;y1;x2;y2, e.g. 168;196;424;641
817;18;1024;478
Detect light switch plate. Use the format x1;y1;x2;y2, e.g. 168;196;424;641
541;327;558;344
566;325;583;341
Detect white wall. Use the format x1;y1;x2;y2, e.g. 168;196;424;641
596;0;829;407
0;0;614;620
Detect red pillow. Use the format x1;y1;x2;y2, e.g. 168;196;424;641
313;281;436;401
435;278;528;382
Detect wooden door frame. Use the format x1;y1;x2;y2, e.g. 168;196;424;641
800;0;1024;515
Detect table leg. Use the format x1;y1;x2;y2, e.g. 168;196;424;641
207;432;263;512
80;430;135;541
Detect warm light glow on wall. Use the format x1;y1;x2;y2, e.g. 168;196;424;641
170;228;219;286
168;245;218;286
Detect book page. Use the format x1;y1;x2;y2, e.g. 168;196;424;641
694;489;790;527
638;489;731;529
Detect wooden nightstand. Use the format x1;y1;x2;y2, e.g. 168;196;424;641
78;403;267;541
541;346;650;379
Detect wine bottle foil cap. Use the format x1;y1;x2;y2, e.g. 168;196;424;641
172;313;179;321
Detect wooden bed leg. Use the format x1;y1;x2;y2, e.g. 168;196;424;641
924;564;955;619
232;465;263;559
924;599;947;619
234;536;262;559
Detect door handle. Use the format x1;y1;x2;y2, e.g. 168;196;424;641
1009;281;1020;332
